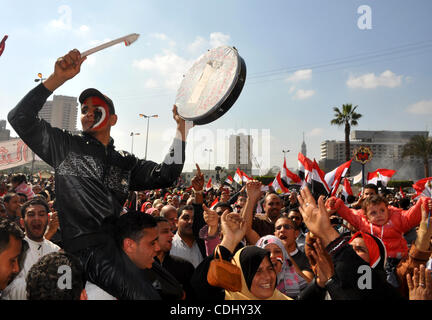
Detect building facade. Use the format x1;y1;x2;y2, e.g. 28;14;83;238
319;130;429;181
39;95;78;133
228;133;253;175
0;120;10;141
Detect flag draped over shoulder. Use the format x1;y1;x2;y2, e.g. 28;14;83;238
324;159;353;196
367;168;396;187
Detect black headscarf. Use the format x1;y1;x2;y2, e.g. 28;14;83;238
239;246;272;290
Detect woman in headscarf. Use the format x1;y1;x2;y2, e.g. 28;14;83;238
191;210;291;300
256;235;307;299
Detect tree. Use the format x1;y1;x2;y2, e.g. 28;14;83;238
402;135;432;178
330;104;362;176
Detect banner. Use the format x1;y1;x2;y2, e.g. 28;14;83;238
0;139;32;170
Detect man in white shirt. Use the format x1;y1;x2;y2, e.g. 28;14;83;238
170;205;204;268
2;198;60;299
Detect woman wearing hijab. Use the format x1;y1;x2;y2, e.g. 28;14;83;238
256;235;307;299
191;210;291;300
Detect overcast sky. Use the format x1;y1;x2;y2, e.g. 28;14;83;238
1;0;431;173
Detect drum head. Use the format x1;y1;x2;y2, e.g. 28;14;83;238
175;46;246;125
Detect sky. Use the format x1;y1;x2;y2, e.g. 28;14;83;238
1;0;431;174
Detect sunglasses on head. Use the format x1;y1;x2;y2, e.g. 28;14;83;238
275;224;293;231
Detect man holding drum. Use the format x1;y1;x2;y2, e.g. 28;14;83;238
8;49;190;299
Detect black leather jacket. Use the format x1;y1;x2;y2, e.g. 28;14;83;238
8;84;185;252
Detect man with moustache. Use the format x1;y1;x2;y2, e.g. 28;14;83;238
2;193;22;226
1;198;60;300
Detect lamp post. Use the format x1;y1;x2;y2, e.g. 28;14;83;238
130;132;140;154
204;148;213;171
282;149;290;158
29;73;47;175
139;114;158;160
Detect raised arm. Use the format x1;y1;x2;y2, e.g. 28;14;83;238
8;49;86;167
241;180;262;245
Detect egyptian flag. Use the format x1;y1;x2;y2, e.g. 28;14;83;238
210;197;219;209
224;175;233;185
298;152;314;182
367;169;396;187
241;170;253;183
413;177;432;199
0;35;7;57
233;168;243;185
205;178;213;191
304;160;330;199
324;159;353;196
281;157;301;186
341;178;354;203
272;172;290;195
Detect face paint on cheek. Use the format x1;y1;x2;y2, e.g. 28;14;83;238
90;105;109;130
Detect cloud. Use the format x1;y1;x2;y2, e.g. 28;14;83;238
150;33;176;47
79;25;90;32
346;70;403;89
209;32;231;48
285;69;312;82
406;100;432;115
47;5;72;31
144;79;159;89
133;50;193;90
307;128;324;137
187;32;231;54
293;89;315;100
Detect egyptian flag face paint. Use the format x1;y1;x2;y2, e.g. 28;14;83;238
82;96;110;131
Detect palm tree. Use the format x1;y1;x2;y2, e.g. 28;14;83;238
402;135;432;178
330;104;362;174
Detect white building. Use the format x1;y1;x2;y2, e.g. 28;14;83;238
228;133;253;175
39;95;78;132
319;130;428;181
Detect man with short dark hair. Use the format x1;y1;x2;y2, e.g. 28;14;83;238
2;198;60;299
8;49;189;300
170;205;205;267
26;251;86;300
116;211;183;300
2;193;21;225
0;218;24;293
351;183;378;209
250;192;283;240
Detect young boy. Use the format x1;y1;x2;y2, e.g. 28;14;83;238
327;194;428;287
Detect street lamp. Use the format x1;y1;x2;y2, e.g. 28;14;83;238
204;148;213;170
130;132;140;154
282;149;290;158
30;73;47;175
139;114;158;160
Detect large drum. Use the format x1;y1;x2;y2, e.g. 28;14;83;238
175;46;246;125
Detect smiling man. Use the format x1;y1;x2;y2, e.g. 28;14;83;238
8;49;189;300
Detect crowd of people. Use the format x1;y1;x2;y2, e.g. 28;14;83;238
0;48;431;301
0;169;431;300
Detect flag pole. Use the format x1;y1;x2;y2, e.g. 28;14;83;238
361;163;365;188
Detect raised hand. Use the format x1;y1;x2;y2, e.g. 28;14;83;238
407;264;432;300
44;49;86;92
245;180;263;201
220;210;247;253
298;187;339;246
202;204;219;228
191;163;204;191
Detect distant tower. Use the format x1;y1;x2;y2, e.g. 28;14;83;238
301;132;307;156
